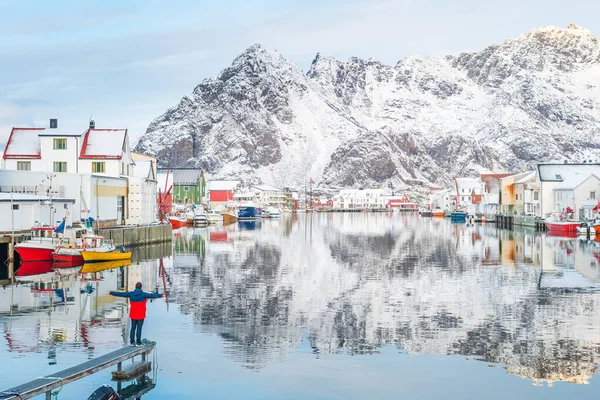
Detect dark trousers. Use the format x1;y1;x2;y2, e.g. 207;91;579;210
130;318;144;344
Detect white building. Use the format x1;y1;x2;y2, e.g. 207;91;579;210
554;174;600;219
252;185;286;207
1;121;157;226
454;177;483;209
428;188;455;211
2;124;135;177
0;192;75;232
0;170;128;226
537;164;600;216
128;153;158;225
333;189;386;210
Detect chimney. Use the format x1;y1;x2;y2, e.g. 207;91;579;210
49;119;58;129
89;120;95;129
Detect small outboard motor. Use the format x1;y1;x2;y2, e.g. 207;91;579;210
87;384;120;400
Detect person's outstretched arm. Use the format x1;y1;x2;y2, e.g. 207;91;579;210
143;291;163;299
109;291;130;298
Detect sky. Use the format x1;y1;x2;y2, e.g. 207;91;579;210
1;0;599;146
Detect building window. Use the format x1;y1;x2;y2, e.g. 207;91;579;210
534;192;539;200
92;162;106;173
183;186;190;192
12;204;19;210
53;161;67;172
17;161;31;171
591;191;596;200
53;138;67;150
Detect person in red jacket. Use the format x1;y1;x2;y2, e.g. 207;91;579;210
110;282;163;346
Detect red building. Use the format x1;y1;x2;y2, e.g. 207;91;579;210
385;194;418;210
208;180;241;209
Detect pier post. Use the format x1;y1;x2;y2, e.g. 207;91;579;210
46;391;51;400
8;243;14;281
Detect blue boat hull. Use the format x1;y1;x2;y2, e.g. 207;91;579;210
238;206;261;220
450;212;466;220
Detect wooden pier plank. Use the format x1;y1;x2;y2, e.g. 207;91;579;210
2;343;155;400
111;361;151;381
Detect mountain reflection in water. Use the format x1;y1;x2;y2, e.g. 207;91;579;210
167;213;600;385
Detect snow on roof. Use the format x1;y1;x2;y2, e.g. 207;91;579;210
253;185;282;192
455;177;481;189
208;180;240;191
0;192;75;203
514;171;536;184
3;128;44;159
555;173;600;190
538;164;600;182
79;128;127;159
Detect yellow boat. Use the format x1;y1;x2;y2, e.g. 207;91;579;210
80;259;132;273
81;250;132;262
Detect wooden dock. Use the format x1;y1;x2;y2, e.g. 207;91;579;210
1;343;155;399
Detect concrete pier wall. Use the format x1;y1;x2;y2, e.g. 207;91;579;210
97;224;172;247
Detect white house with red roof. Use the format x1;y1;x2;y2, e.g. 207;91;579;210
2;121;135;177
0;120;157;226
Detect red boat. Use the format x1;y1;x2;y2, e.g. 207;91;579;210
53;253;84;266
169;216;187;229
545;212;580;235
15;226;61;262
15;243;56;262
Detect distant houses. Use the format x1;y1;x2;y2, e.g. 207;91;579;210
435;163;600;220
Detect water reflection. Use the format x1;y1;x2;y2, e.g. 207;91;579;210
165;214;600;385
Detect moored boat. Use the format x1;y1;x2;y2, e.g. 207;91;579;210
238;206;261;220
207;210;222;224
264;207;282;218
81;250;132;262
53;233;115;265
15;225;67;262
432;209;445;218
193;207;209;226
450;211;467;220
168;215;187;229
545;212;580;235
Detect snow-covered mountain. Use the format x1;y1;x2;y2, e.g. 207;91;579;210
135;24;600;193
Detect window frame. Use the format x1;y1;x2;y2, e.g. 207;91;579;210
17;161;31;171
92;161;106;173
53;161;67;172
53;138;67;150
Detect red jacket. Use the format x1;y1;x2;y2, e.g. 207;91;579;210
110;288;163;320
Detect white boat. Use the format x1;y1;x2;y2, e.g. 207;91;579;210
264;207;282;218
207;210;222;224
193;207;209;226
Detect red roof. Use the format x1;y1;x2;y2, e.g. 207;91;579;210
79;128;128;159
3;127;45;159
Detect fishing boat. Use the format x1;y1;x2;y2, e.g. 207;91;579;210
222;208;238;222
53;233;115;265
192;207;209;226
168;214;187;229
81;249;132;262
238;205;261;220
576;222;595;238
450;210;467;221
207;210;222;224
15;222;71;262
264;207;282;218
432;209;445;218
545;212;580;235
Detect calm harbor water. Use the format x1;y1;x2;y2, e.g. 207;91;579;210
3;213;600;399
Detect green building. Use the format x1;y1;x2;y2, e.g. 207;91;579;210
159;168;206;205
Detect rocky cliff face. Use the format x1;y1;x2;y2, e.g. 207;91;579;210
135;25;600;193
